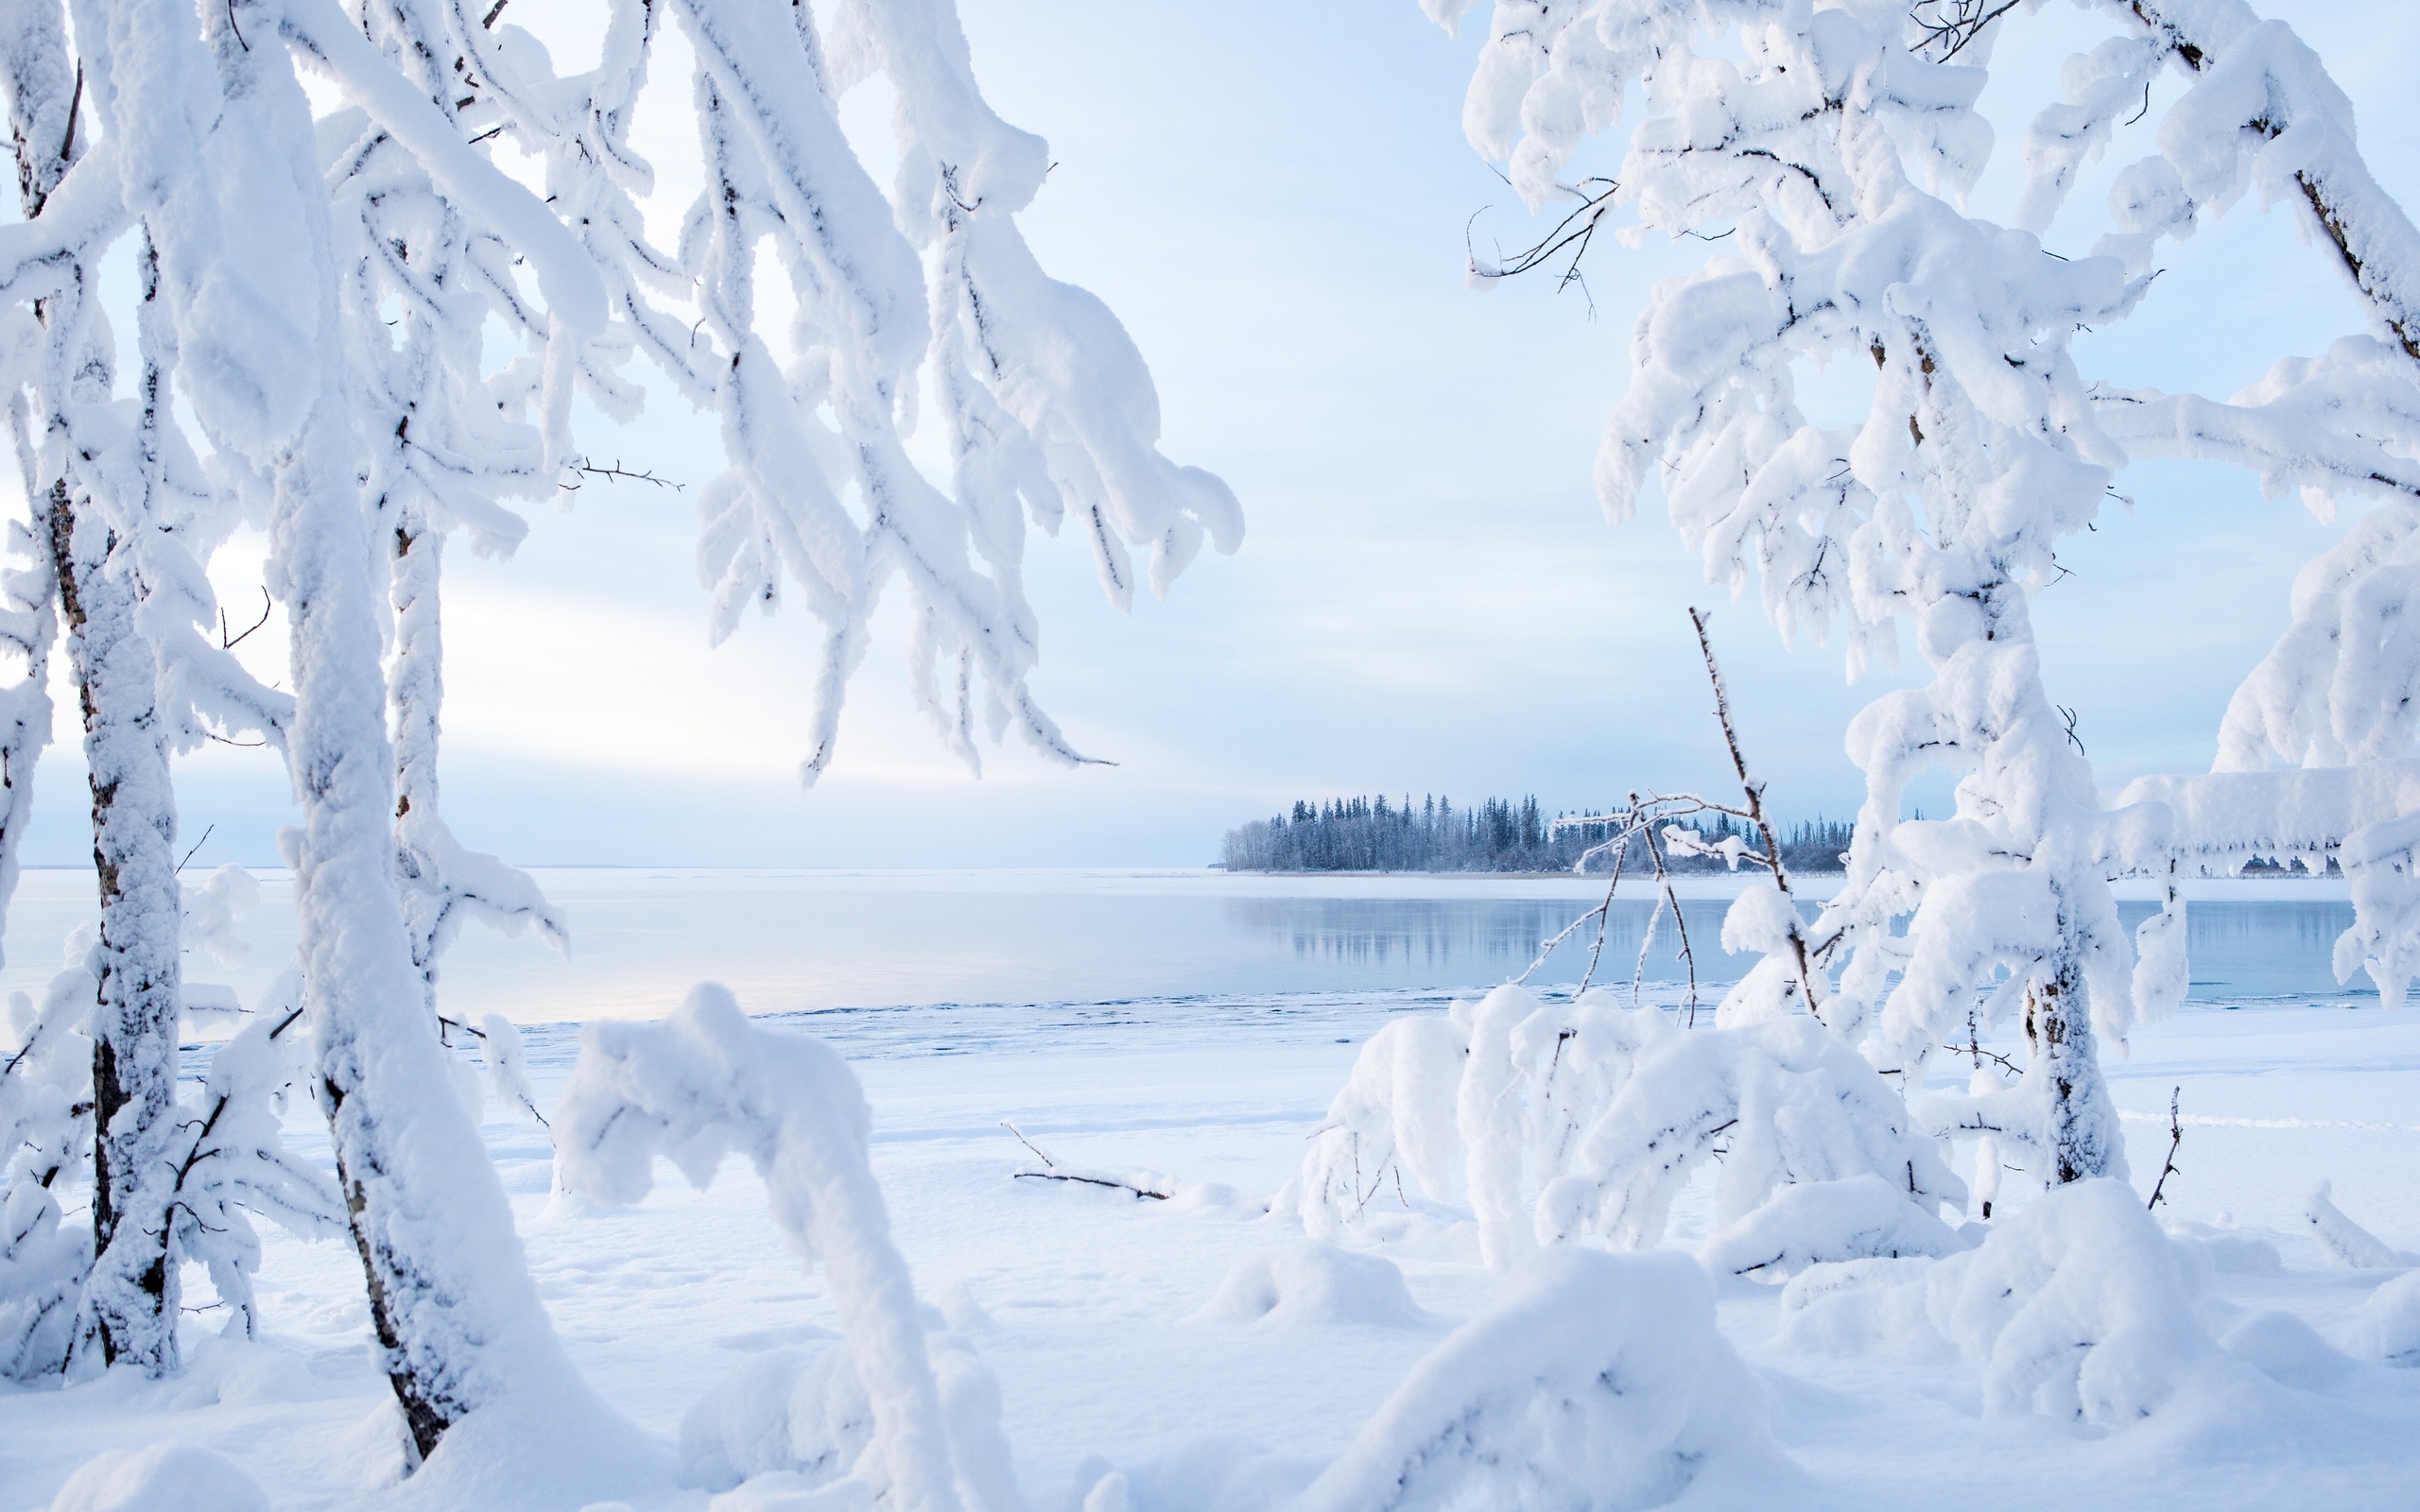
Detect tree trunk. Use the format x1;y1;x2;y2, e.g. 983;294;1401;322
55;486;186;1374
2022;969;2124;1186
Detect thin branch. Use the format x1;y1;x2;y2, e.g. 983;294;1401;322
1011;1169;1168;1200
220;588;271;650
175;823;214;874
1690;606;1824;1023
999;1119;1053;1168
2146;1086;2184;1210
560;457;684;492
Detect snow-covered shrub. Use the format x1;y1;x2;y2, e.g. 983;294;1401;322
42;1441;268;1512
1300;984;1961;1273
558;984;994;1512
1192;1245;1431;1330
1293;1246;1801;1511
1922;1178;2223;1427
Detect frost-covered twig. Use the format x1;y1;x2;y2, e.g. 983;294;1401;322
2145;1086;2183;1211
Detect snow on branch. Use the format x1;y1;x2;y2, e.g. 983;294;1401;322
556;984;981;1512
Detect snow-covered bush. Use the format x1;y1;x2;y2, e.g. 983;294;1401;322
1927;1178;2226;1425
1783;1178;2232;1428
1298;984;1961;1273
1291;1246;1801;1511
558;983;994;1512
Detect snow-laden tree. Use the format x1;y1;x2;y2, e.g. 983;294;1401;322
0;0;1235;1461
1428;0;2420;1197
1415;0;2297;1200
0;0;294;1373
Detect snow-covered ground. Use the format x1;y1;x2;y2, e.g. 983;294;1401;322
4;877;2416;1510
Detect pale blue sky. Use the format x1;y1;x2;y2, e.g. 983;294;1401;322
18;0;2420;868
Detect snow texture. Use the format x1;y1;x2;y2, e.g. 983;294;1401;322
1191;1244;1432;1330
1292;1246;1802;1511
43;1441;269;1512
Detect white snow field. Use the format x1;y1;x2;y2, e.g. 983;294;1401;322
3;870;2417;1511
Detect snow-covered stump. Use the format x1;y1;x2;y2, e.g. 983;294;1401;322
557;984;986;1512
1293;1246;1801;1511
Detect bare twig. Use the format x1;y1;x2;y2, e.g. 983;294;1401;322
175;823;215;874
1000;1119;1054;1168
1909;0;2022;61
1465;175;1621;308
220;587;271;650
1011;1169;1169;1200
2146;1087;2184;1210
1691;606;1824;1024
560;457;684;492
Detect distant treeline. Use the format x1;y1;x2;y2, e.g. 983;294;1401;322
1219;796;1855;874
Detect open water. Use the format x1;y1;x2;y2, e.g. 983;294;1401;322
0;868;2378;1037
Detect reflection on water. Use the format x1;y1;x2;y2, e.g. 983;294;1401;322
1231;897;1747;990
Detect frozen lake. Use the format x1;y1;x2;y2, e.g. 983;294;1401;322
0;867;2380;1034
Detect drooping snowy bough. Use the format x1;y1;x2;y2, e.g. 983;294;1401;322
558;984;1019;1512
437;0;1243;780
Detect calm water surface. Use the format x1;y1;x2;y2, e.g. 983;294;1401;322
0;868;2374;1027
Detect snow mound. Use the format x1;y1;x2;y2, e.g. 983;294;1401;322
44;1442;267;1512
1066;1439;1323;1512
1191;1244;1431;1329
2221;1310;2354;1391
1294;1246;1802;1511
1925;1178;2223;1427
2347;1270;2420;1366
2166;1220;2284;1277
679;1329;1020;1512
1697;1173;1967;1279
